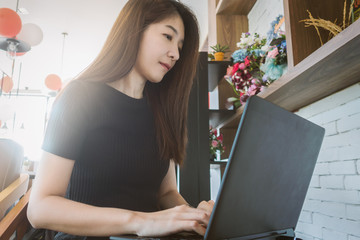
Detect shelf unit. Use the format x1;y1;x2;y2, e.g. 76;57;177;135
209;0;360;131
208;61;231;91
216;0;256;15
209;109;235;129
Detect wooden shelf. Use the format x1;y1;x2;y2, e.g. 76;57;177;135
208;61;231;91
209;109;236;128
216;0;256;15
211;19;360;129
210;160;228;165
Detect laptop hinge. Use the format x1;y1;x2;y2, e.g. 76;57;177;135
228;228;295;240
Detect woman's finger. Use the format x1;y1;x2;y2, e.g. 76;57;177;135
149;205;210;225
137;207;209;237
174;205;210;225
196;200;215;215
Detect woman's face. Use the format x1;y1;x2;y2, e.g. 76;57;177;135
133;14;185;83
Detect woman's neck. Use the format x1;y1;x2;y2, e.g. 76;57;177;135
107;70;146;99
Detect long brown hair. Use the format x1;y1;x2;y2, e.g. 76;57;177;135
75;0;199;165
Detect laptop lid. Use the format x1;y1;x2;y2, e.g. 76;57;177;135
204;95;325;240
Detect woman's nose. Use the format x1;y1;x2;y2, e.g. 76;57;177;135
168;45;180;61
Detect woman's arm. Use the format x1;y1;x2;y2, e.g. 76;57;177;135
28;152;210;237
157;160;188;209
27;151;138;236
157;160;215;216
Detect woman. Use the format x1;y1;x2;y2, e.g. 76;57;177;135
27;0;214;239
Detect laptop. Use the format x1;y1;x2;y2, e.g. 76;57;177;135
111;95;325;240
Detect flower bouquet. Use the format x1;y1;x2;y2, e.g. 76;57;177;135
209;126;225;161
224;32;268;107
224;15;288;109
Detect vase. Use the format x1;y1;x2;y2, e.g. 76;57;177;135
214;52;224;61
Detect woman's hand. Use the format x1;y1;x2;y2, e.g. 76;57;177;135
196;200;215;217
135;204;211;237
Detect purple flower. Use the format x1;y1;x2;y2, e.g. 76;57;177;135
262;74;268;82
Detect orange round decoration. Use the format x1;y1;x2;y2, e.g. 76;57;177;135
45;74;62;91
0;76;14;93
0;8;22;37
16;52;26;56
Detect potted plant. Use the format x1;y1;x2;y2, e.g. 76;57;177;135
210;43;230;61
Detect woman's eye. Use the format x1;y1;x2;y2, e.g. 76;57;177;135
164;34;172;41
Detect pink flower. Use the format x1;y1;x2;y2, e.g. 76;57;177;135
248;85;258;96
217;134;223;142
244;56;251;66
212;140;218;148
267;47;279;59
226;66;233;76
238;63;246;70
231;63;240;75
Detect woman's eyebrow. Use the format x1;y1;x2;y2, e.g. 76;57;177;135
166;25;178;35
166;25;184;45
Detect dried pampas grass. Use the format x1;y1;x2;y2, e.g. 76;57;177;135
300;0;355;45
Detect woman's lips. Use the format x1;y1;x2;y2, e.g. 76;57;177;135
160;62;171;71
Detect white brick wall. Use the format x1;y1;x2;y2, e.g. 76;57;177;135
295;84;360;119
328;161;357;175
347;205;360;221
306;188;359;204
313;213;360;236
345;176;360;190
299;210;313;223
310;175;320;188
319;176;344;189
248;2;360;239
295;83;360;239
322;228;348;240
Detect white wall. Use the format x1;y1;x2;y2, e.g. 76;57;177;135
180;0;208;51
248;0;284;37
295;83;360;240
248;1;360;239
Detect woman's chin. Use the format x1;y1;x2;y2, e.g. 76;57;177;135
147;76;164;84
